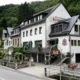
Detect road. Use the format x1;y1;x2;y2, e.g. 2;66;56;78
0;66;45;80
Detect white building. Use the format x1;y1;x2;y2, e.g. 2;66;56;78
2;27;13;49
21;3;72;63
49;15;80;63
3;3;80;63
21;3;71;48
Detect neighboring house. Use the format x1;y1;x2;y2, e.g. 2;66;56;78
20;3;71;63
11;26;21;48
2;27;13;49
49;15;80;63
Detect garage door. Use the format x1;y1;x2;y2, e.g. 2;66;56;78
38;54;44;63
76;54;80;63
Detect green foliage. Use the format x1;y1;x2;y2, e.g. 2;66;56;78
18;2;35;24
0;40;3;48
13;47;23;53
0;18;8;29
0;0;80;39
14;52;22;56
0;4;19;28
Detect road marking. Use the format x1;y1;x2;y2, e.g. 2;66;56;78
0;77;6;80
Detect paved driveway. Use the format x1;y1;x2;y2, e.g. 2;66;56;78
18;63;60;79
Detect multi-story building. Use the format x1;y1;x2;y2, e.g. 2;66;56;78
11;26;21;48
2;27;13;49
49;15;80;63
21;3;71;63
3;3;80;63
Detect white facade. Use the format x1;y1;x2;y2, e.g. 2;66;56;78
21;23;46;47
46;4;71;41
70;19;80;63
21;4;71;48
3;37;12;49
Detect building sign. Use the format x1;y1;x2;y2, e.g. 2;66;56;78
49;16;63;23
62;39;67;46
52;50;60;55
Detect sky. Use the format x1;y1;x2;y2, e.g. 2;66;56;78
0;0;45;6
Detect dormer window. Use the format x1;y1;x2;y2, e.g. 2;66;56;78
36;17;38;21
5;33;7;38
25;21;28;25
31;19;34;23
38;16;40;20
59;24;62;32
29;20;31;24
40;15;42;20
27;21;29;24
74;25;78;32
51;24;63;33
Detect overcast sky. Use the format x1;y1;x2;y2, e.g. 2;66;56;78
0;0;45;6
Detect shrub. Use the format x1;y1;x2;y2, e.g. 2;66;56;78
13;47;24;53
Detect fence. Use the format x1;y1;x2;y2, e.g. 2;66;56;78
44;65;80;80
0;60;28;69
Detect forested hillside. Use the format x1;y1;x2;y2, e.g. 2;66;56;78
0;0;80;38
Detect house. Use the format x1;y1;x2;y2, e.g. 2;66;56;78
49;15;80;63
2;27;13;49
11;25;21;48
20;3;71;63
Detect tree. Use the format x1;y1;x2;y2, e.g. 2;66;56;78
18;2;35;24
0;18;8;29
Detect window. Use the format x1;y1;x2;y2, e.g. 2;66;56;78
18;38;19;46
26;31;28;37
5;33;7;38
78;40;80;46
35;28;37;35
13;39;14;45
55;26;58;32
39;27;42;34
15;39;16;45
74;25;78;32
71;40;74;46
59;24;62;31
36;17;38;21
23;32;25;37
51;24;62;33
30;29;32;36
74;40;77;46
35;40;42;47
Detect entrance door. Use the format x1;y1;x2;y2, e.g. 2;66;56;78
76;54;80;63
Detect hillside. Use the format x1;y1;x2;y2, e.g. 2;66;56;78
0;0;80;27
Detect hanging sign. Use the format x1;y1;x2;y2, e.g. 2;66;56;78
62;39;67;46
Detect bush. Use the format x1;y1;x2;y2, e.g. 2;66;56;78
0;41;3;48
13;47;24;53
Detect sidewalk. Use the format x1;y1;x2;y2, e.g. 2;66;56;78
18;63;60;80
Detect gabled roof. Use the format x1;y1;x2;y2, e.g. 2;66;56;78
33;3;60;16
21;3;61;29
7;27;13;36
49;15;79;37
3;27;13;37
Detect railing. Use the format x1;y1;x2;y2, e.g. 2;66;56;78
44;65;80;80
